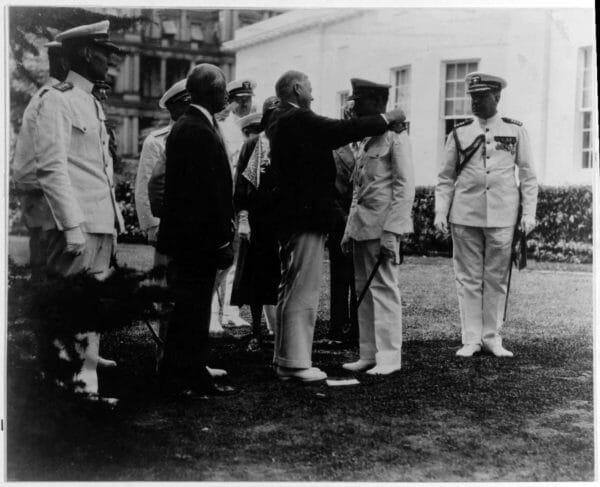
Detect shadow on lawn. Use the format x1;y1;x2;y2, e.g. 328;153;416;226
6;322;594;482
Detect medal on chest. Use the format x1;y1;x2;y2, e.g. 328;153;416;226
494;136;517;155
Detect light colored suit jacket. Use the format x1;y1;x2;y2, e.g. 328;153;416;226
12;77;59;228
435;114;538;227
135;124;171;231
32;71;124;234
345;130;415;241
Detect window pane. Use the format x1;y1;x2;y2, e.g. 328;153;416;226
454;99;464;115
447;64;456;80
456;81;466;97
457;63;467;79
445;100;454;115
468;62;478;73
583;111;591;129
190;24;204;41
582;151;591;168
583;47;589;68
445;82;455;98
583;130;591;149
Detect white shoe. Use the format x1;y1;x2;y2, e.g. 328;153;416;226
206;366;228;378
486;344;514;358
97;357;117;368
342;359;376;372
276;366;327;382
209;317;225;334
456;344;481;357
365;364;401;376
223;315;251;328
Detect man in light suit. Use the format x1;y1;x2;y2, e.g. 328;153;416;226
435;72;538;358
136;79;189;268
341;79;415;375
12;40;69;280
32;21;125;396
265;71;407;382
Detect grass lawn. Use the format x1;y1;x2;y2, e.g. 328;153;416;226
6;237;594;481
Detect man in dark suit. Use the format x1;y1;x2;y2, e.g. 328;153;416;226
157;63;235;396
264;70;407;382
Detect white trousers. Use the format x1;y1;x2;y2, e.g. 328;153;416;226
353;239;403;366
274;232;325;368
451;224;514;348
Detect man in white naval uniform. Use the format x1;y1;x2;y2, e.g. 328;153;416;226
210;78;257;331
341;79;415;375
135;79;189;269
32;20;125;396
435;72;538;358
12;40;69;279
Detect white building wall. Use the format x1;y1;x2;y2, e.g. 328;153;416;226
543;9;597;185
230;8;596;186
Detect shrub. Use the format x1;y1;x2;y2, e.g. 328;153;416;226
9;182;593;262
404;185;592;263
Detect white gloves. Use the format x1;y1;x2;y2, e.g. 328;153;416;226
434;214;449;234
380;231;401;263
64;227;86;256
520;216;536;235
238;211;251;241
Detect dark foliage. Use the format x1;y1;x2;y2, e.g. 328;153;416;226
8;260;171;387
403;185;593;263
9;7;146;128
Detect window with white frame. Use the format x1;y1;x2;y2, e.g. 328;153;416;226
578;46;596;169
443;60;478;137
391;66;411;114
390;66;411;132
338;90;349;119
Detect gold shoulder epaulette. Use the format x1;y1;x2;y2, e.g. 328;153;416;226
454;119;474;129
52;81;74;92
501;117;523;126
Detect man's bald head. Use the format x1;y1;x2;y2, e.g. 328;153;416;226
187;63;228;114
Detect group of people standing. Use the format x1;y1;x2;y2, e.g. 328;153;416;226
12;19;538;400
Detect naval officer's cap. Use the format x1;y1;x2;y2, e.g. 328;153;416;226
55;20;123;55
347;78;391;100
159;79;190;109
465;72;507;94
227;79;257;98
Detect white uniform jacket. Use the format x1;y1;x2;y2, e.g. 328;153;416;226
218;112;245;171
345;130;415;241
12;77;60;228
135;124;171;231
32;71;124;234
435;114;538;228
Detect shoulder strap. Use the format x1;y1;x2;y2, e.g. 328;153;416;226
453;127;486;177
501;117;523;126
52;81;74;92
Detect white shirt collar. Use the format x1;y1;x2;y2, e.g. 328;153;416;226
66;71;94;94
288;101;300;109
190;103;214;126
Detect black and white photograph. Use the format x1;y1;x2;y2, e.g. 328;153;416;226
1;0;597;482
